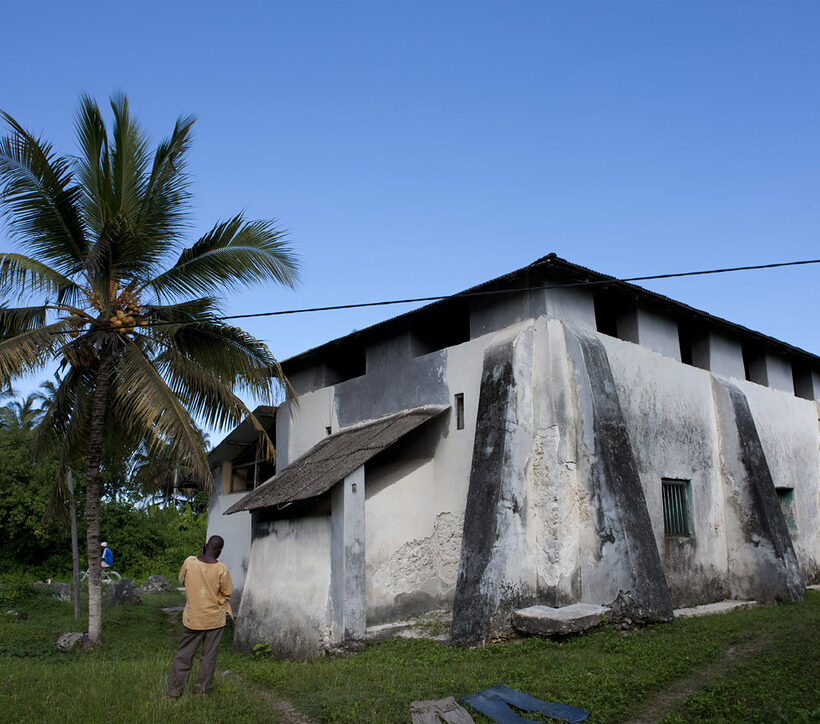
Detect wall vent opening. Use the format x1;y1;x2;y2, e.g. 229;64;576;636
776;487;796;530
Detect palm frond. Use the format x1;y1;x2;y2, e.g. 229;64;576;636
110;343;211;482
32;364;92;464
143;296;221;324
44;462;73;527
152;319;288;399
73;95;112;239
110;93;151;223
132;114;195;276
155;345;254;430
0;317;70;383
0;114;87;272
0;304;48;336
148;214;299;299
0;253;81;304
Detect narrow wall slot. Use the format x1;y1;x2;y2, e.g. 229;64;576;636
776;487;796;530
455;393;465;430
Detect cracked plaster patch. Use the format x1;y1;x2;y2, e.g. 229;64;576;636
370;512;462;598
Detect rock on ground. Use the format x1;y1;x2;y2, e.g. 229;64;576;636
106;578;142;607
138;575;172;594
33;581;72;602
57;632;89;650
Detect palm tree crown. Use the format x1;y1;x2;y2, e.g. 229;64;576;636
0;94;299;642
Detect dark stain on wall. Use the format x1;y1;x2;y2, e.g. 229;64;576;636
575;332;674;622
335;351;449;427
662;537;729;607
367;590;454;626
234;596;326;660
451;340;516;646
722;382;806;602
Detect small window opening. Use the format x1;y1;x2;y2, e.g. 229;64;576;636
455;393;465;430
327;345;366;384
793;364;815;400
593;291;619;338
742;344;767;385
776;487;796;530
593;288;636;342
325;426;332;436
413;303;471;357
678;324;693;366
229;467;250;493
662;479;692;536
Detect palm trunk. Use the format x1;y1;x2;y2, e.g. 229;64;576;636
85;350;114;645
68;470;81;619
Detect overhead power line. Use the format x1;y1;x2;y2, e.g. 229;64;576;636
218;257;820;324
44;257;820;335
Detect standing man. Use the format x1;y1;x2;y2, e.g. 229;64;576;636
166;535;233;697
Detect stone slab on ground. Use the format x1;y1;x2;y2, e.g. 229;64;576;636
161;605;185;622
807;584;820;591
673;600;758;619
512;603;611;637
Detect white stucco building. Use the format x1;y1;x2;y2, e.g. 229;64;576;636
209;254;820;659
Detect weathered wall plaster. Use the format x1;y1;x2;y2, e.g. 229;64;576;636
452;326;538;645
712;380;806;601
206;473;252;595
235;515;331;659
737;382;820;584
331;467;366;642
601;333;730;606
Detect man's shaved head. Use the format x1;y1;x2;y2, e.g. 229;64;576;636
205;535;224;553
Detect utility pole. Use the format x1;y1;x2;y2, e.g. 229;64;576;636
67;469;81;619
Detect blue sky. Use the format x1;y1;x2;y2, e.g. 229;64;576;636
2;1;818;433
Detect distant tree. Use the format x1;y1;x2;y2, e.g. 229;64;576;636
1;392;44;430
0;426;68;573
130;431;209;508
0;94;298;644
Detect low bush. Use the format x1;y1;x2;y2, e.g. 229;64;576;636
0;573;36;607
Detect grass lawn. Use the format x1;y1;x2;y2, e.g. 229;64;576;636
1;584;818;723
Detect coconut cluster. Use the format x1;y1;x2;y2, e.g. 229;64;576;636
65;282;146;338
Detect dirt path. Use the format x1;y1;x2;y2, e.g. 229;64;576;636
624;638;767;724
231;673;316;724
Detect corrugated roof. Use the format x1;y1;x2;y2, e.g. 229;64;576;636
225;405;448;513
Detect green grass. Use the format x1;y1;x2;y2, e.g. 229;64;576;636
1;582;818;723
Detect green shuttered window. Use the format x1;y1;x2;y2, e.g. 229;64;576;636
662;479;692;537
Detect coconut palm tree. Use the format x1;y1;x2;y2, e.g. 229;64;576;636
0;392;45;430
0;94;298;644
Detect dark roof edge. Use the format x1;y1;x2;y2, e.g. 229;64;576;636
281;253;820;370
207;405;278;466
225;404;449;514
